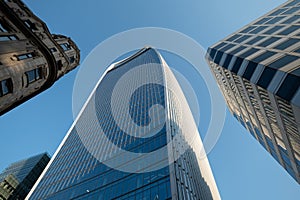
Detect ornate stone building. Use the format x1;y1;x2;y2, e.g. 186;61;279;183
0;0;80;115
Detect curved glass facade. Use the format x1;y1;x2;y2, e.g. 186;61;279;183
28;48;220;199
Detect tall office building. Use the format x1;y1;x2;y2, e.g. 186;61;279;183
27;48;220;199
0;153;50;200
206;0;300;183
0;0;80;115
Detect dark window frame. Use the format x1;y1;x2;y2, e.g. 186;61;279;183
25;68;42;84
0;78;13;97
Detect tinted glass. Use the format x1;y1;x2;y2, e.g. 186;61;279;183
254;17;271;24
219;44;235;52
252;51;277;63
249;26;268;34
282;15;300;24
282;6;300;15
263;26;284;34
274;38;300;50
279;25;300;35
242;61;258;80
257;67;277;88
229;46;247;55
214;51;223;65
257;37;281;47
227;34;242;42
231;57;244;73
277;74;300;101
240;26;256;33
268;55;298;69
222;54;233;69
265;16;285;24
239;48;259;58
234;35;251;43
246;36;265;45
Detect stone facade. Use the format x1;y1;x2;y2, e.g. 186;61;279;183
0;0;80;115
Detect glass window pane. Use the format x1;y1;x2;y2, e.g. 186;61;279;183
268;8;288;16
231;57;243;73
226;34;242;42
249;26;268;34
265;16;285;24
252;51;277;63
246;36;265;45
242;61;258;80
240;26;256;33
268;55;299;69
239;48;259;58
229;46;247;55
282;6;300;15
222;54;233;69
279;25;300;35
234;35;251;43
277;74;300;101
274;38;300;50
254;17;272;25
257;67;277;88
263;26;284;34
282;15;300;24
257;37;281;47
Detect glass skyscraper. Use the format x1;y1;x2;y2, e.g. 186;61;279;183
0;153;50;200
206;0;300;183
27;47;220;199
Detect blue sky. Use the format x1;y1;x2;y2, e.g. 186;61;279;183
1;0;299;199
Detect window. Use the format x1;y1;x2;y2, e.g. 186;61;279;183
278;25;300;35
222;54;233;69
240;26;256;33
239;48;259;58
268;8;288;16
257;67;276;88
268;55;298;69
282;6;300;15
25;68;42;84
265;16;285;24
213;51;223;65
69;56;75;63
0;21;9;32
274;38;300;50
24;19;37;30
0;35;18;41
50;47;57;52
285;0;300;7
282;15;300;24
242;61;258;80
245;36;264;45
229;46;246;55
60;43;71;51
249;26;268;34
213;42;227;50
226;34;241;42
17;52;35;60
0;78;12;96
277;74;300;101
219;44;235;52
231;57;243;73
234;35;251;43
263;26;284;34
257;37;280;47
252;51;277;63
254;17;272;25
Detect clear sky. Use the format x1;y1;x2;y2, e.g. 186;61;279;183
1;0;299;199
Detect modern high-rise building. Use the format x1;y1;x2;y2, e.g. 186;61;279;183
27;47;220;199
0;153;50;200
0;0;80;115
206;0;300;183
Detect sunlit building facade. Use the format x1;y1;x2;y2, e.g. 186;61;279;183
0;0;80;115
206;0;300;183
27;48;220;199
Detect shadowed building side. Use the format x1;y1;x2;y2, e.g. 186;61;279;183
0;0;80;115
